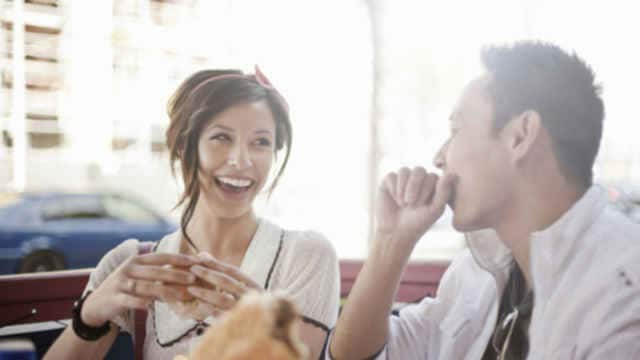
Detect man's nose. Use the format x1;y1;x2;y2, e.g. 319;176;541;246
433;142;447;170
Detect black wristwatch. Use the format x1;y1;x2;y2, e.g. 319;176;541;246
72;290;111;341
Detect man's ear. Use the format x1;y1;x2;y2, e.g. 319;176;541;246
503;110;542;163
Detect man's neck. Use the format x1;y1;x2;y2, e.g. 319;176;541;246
495;180;586;289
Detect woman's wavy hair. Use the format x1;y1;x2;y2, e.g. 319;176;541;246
165;70;292;249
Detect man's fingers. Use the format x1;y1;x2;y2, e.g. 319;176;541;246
416;173;438;205
431;173;458;212
382;172;400;207
404;167;427;206
395;167;410;205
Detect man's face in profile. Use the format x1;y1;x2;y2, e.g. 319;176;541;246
434;75;516;232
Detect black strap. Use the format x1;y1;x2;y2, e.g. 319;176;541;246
301;315;330;334
264;230;285;290
72;291;111;341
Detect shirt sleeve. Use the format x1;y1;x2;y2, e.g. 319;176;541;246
325;250;473;360
274;230;341;332
83;239;148;334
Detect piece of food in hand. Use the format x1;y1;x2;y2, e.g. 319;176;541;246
167;296;210;321
174;291;308;360
162;260;209;321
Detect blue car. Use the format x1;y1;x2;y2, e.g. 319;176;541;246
0;192;177;275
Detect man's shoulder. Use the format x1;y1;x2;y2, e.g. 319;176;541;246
568;206;640;296
585;205;640;259
599;204;640;235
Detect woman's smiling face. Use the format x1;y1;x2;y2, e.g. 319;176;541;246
197;100;276;218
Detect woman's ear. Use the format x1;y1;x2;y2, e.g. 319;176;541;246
503;110;542;164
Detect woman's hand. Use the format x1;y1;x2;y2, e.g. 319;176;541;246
186;253;263;317
82;252;198;326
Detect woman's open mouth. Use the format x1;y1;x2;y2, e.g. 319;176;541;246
214;176;255;195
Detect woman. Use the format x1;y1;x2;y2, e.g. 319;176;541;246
45;67;340;359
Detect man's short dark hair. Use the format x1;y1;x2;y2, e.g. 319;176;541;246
482;41;604;188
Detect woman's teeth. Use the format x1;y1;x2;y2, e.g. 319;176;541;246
215;176;253;190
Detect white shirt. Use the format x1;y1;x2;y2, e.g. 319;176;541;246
85;218;340;360
329;185;640;359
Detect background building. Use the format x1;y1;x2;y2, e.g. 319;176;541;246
1;0;638;261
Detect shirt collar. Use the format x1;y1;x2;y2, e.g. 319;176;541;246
464;185;608;290
528;185;607;296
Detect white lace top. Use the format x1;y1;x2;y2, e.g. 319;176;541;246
84;218;340;359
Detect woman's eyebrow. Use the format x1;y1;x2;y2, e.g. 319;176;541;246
254;129;274;136
208;124;233;132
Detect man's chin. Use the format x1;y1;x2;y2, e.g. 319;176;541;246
451;214;478;233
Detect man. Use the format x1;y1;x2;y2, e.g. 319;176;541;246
329;42;640;359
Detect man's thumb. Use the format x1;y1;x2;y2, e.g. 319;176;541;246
432;173;458;211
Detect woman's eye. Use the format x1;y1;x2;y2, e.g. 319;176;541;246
255;138;272;147
210;133;231;142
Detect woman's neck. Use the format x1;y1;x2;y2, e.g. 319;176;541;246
184;201;259;264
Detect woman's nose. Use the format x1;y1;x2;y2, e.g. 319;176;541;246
227;144;253;169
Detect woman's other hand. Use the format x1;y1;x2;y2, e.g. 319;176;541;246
186;253;262;317
82;252;198;326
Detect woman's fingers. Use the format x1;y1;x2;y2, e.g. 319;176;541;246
119;278;192;302
190;265;248;298
135;253;197;268
114;292;153;311
194;256;262;290
187;286;236;311
192;301;224;318
126;264;196;285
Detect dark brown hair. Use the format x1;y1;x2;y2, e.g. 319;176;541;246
165;70;292;250
482;41;604;189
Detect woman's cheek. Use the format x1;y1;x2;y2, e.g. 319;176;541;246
255;154;274;189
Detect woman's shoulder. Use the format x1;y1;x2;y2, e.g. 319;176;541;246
98;239;143;268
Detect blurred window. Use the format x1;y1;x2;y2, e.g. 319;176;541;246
102;195;158;224
1;0;638;265
41;196;106;221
